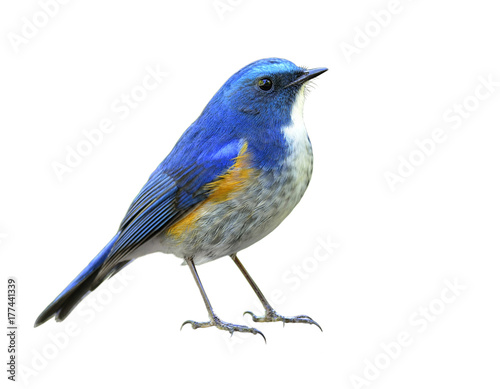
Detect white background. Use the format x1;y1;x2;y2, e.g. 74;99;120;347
1;0;499;387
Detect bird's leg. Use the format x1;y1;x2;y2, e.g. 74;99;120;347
230;254;322;331
180;257;266;342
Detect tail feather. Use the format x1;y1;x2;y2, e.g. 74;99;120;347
34;234;120;327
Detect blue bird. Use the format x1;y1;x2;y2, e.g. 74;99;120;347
35;58;327;340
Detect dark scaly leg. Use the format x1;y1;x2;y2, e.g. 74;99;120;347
231;254;322;331
181;257;266;342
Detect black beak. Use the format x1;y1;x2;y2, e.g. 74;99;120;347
285;67;328;88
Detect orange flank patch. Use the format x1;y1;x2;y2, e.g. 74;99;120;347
204;141;253;204
167;142;254;239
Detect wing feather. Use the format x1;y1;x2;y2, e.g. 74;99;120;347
93;137;246;282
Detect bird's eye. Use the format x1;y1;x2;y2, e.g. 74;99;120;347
258;78;273;91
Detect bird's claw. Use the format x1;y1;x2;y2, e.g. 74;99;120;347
181;320;212;330
181;315;266;343
244;309;322;331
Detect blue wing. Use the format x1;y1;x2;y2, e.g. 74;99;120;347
94;133;246;280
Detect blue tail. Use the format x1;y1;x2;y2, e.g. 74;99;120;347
34;234;120;327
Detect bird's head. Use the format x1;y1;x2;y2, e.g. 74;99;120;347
202;58;327;129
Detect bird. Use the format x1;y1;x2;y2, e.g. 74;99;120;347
35;58;328;341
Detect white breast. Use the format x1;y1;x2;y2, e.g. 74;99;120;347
281;85;313;186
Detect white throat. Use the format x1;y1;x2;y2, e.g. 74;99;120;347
282;85;309;149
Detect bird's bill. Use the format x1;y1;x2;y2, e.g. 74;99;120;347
284;67;328;88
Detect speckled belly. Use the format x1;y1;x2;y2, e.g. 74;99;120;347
161;143;313;264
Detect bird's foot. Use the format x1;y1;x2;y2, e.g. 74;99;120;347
244;308;322;331
181;314;266;342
